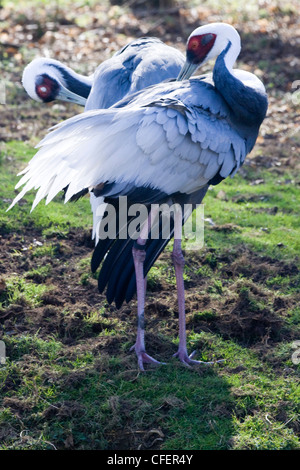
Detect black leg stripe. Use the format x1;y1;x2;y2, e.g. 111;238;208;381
133;241;147;251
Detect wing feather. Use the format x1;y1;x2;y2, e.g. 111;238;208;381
8;81;248;211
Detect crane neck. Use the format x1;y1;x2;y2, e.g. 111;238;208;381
51;64;92;99
213;40;268;130
221;38;241;74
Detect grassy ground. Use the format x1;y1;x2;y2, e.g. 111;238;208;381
0;0;299;451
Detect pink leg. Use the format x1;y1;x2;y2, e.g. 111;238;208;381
172;209;216;367
130;208;165;371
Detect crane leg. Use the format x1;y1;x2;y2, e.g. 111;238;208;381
172;208;215;367
131;207;165;371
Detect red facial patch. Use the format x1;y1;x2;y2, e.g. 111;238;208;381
187;33;217;64
35;74;59;102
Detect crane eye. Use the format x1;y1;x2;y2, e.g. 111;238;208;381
37;84;50;98
189;38;199;50
35;74;59;102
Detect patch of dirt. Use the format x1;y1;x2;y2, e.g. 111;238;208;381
1;224;297;356
0;228;101;336
219;282;282;344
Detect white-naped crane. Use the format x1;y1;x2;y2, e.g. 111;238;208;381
22;37;185;244
10;23;268;370
22;37;185;109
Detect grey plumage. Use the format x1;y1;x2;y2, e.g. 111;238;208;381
85;37;185;110
11;23;268;368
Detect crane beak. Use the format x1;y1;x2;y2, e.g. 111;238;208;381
57;84;87;106
176;61;199;81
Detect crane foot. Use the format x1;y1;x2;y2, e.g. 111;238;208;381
130;345;166;371
173;349;224;368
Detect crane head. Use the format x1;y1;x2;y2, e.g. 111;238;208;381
22;57;86;106
177;22;241;81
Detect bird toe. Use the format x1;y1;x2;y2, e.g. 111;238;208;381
130;345;166;371
173;349;217;367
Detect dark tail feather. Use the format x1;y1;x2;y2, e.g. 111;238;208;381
105;238;134;303
105;213;176;308
91;202;136;274
91;186;209;308
112;211;166;306
62;186;89;202
108;239;136;306
91;238;114;274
